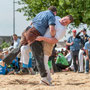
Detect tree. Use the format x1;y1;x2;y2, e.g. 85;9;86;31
17;0;90;26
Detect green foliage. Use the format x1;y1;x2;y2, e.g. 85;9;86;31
0;42;10;49
17;0;90;26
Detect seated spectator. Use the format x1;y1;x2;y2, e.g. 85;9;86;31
11;57;20;72
63;51;66;56
0;53;6;75
6;57;20;75
61;49;64;54
55;53;70;71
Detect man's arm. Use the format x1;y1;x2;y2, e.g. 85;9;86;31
49;25;56;37
48;15;56;37
85;43;89;60
76;30;84;39
66;36;74;46
36;36;58;44
76;30;82;37
66;41;74;46
86;50;88;56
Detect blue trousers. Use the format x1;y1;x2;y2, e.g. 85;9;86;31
85;55;90;72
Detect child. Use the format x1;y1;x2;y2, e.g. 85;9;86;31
0;53;6;75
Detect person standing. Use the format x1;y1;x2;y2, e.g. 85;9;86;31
66;30;81;72
23;6;57;85
85;37;90;74
36;15;73;83
77;29;89;72
19;15;73;85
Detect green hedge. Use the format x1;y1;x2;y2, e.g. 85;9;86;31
0;42;10;49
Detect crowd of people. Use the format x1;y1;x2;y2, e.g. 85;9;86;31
0;6;90;86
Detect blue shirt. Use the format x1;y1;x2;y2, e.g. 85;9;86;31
67;36;81;51
85;41;90;55
22;63;28;68
0;59;6;75
32;10;55;36
12;57;19;68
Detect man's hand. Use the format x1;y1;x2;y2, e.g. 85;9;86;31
70;42;74;45
36;36;58;44
80;30;83;33
36;36;43;41
86;56;89;60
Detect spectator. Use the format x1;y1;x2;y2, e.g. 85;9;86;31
0;53;6;75
13;34;20;49
77;29;89;72
66;30;81;72
55;52;70;72
80;28;89;45
85;37;90;74
61;49;64;54
13;34;20;70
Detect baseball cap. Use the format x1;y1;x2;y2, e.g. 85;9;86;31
72;30;76;33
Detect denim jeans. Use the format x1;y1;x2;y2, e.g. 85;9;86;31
85;54;90;72
71;50;79;72
30;41;47;77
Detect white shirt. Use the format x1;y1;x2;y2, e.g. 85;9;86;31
13;38;20;48
44;16;66;41
65;52;72;62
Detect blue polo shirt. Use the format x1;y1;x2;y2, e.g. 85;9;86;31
85;41;90;55
0;59;6;75
67;36;81;51
32;10;55;36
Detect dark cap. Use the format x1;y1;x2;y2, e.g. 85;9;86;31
83;28;86;32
